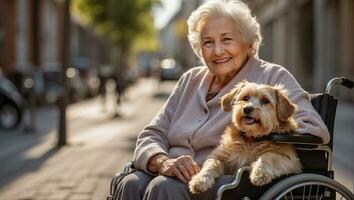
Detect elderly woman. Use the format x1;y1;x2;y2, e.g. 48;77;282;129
116;0;329;199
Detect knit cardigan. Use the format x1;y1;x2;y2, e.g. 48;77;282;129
133;57;329;173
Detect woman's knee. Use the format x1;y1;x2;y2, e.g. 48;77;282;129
123;171;152;190
146;176;174;192
144;176;190;199
117;171;152;198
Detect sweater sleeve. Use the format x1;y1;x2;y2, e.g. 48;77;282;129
269;67;330;144
132;72;188;173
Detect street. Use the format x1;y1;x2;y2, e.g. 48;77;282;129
0;78;173;200
0;78;353;200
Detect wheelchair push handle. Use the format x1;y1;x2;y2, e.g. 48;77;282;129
326;77;354;94
341;78;354;89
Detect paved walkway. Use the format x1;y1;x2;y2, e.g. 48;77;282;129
0;78;173;200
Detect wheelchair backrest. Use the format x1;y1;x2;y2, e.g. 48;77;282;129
293;93;338;172
310;93;338;149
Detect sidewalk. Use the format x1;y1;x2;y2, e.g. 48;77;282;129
0;78;175;200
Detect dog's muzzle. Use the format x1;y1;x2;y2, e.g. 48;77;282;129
243;106;254;114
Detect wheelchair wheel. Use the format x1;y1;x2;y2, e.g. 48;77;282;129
260;173;353;200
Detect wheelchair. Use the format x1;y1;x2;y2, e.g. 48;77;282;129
107;77;354;200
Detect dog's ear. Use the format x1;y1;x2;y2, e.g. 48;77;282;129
220;81;247;112
275;85;296;121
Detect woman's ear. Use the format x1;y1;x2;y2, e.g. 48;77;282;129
275;86;296;121
220;81;247;112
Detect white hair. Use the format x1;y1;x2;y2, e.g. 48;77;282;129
187;0;262;62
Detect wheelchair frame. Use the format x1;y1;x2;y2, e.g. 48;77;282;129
107;77;354;200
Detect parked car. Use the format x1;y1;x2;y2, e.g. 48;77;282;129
0;69;24;130
42;67;95;104
159;58;183;81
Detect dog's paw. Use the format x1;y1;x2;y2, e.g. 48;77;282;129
250;169;273;186
188;173;214;194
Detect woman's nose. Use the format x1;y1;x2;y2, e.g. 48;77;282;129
214;43;224;55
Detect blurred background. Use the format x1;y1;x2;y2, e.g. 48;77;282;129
0;0;353;199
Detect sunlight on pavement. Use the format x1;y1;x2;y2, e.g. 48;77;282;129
0;78;177;200
23;131;56;159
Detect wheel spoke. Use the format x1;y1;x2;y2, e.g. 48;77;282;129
284;194;288;200
289;190;293;200
303;185;306;200
307;185;312;200
315;185;319;200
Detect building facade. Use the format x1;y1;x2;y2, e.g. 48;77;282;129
158;0;201;69
248;0;353;100
0;0;112;75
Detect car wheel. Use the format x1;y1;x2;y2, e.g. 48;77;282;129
0;102;22;130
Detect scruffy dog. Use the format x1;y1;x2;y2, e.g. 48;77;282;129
189;81;302;194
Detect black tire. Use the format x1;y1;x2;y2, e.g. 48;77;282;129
0;101;22;130
260;173;354;200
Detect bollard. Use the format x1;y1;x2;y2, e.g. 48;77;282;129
23;77;36;133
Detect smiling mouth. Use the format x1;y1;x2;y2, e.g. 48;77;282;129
213;57;232;64
242;116;260;125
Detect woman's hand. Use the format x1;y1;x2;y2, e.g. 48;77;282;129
159;155;200;183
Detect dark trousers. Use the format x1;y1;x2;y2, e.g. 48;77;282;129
115;170;283;200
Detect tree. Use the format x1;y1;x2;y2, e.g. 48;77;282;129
73;0;159;56
73;0;159;115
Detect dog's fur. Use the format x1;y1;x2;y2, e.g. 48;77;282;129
189;81;302;194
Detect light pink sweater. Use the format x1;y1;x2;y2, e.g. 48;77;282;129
133;57;329;173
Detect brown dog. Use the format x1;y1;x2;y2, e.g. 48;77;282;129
189;81;302;194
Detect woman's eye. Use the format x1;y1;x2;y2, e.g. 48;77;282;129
261;98;269;104
203;41;212;45
222;38;233;43
243;96;250;101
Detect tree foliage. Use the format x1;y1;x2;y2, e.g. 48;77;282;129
73;0;160;52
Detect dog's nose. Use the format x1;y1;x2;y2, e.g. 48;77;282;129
243;106;254;114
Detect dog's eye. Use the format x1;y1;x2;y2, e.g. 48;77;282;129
243;96;250;101
261;98;269;104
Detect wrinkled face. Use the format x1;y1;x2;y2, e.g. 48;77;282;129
200;15;251;79
221;81;296;137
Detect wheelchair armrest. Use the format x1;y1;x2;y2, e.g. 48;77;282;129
123;161;135;173
266;133;323;145
108;161;136;199
216;166;252;200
